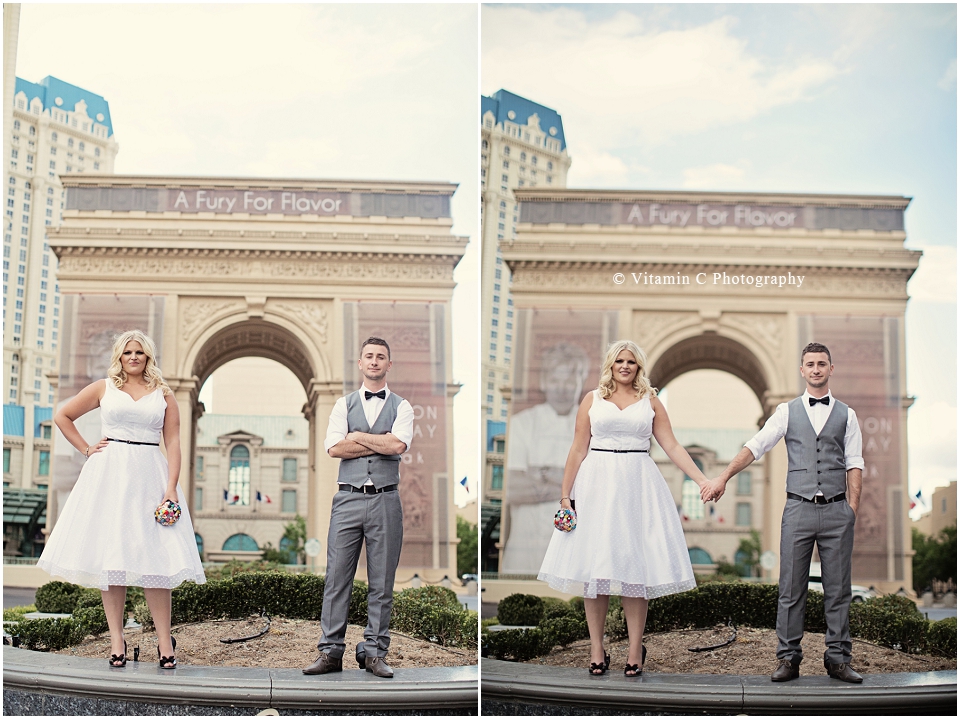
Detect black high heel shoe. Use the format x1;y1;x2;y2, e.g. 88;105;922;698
588;651;611;676
625;645;647;677
158;636;177;669
108;639;127;668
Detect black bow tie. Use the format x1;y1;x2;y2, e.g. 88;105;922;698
365;390;386;400
809;396;830;407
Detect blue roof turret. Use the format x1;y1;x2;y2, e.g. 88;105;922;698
14;76;114;136
481;89;566;151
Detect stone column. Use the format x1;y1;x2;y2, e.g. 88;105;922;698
306;380;342;568
167;376;198;511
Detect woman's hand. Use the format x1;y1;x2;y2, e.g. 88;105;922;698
84;437;110;458
161;489;179;506
559;497;573;510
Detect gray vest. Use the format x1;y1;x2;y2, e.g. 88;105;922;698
784;396;849;500
337;390;403;489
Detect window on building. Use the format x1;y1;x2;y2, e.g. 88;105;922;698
282;457;298;482
688;547;712;565
195;455;204;482
95;147;100;157
491;465;503;490
222;533;258;551
736;502;752;527
682;477;704;520
282;489;297;513
495;439;505;453
67;138;74;148
3;448;9;473
503;146;510;155
736;472;752;495
547;161;553;170
228;444;251;505
195;486;203;511
38;450;50;476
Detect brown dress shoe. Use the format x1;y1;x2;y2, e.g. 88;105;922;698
826;662;863;683
365;656;394;678
302;653;343;675
771;658;801;682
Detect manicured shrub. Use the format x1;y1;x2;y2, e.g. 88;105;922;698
497;593;544;626
849;601;930;654
391;586;477;648
927;617;957;658
540;616;588;647
3;604;35;622
133;601;153;630
72;605;109;636
485;627;554;661
399;585;461;609
34;581;84;614
9;617;88;650
74;588;102;610
865;594;922;615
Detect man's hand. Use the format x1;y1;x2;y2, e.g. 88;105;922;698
700;476;727;503
345;431;407;456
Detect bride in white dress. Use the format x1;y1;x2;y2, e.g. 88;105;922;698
538;340;707;676
38;330;204;668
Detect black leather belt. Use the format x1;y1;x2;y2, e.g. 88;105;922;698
787;492;846;505
106;437;160;446
592;448;648;453
340;484;398;495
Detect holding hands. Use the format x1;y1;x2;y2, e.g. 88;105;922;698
700;477;727;503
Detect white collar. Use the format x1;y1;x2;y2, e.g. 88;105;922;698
802;389;834;403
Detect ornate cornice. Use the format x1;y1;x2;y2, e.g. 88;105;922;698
53;248;458;284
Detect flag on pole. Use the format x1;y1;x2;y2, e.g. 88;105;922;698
223;489;228;501
459;477;469;493
229;494;240;505
911;488;923;510
257;491;272;504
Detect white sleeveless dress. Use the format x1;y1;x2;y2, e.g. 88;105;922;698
37;380;206;590
538;391;696;599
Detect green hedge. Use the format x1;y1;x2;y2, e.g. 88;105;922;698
486;586;957;662
34;581;85;614
927;617;957;657
497;593;545;626
22;573;477;652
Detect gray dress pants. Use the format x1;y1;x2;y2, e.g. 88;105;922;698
777;496;856;665
317;489;404;659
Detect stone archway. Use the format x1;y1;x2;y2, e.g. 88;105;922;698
494;187;920;594
48;175;466;582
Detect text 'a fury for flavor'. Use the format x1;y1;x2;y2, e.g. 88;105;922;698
623;203;799;228
168;189;347;215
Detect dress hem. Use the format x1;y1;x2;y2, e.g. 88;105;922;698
537;572;697;599
36;561;206;591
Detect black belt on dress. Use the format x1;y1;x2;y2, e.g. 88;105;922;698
591;448;648;453
787;491;846;505
339;484;398;495
106;437;160;446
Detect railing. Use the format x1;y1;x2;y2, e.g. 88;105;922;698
2;557;39;565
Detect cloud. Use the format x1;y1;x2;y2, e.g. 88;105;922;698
908;245;957;304
908;399;958;487
568;143;637;186
937;58;957;91
482;7;839;148
682;161;750;189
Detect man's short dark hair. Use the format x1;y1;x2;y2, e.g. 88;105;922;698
361;336;391;360
801;342;832;365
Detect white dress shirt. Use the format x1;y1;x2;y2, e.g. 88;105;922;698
325;385;414;486
745;390;864;495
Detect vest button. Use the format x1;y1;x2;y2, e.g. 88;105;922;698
818;471;821;474
817;460;821;464
818;481;821;485
368;459;372;463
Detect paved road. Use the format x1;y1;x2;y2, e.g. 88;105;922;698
920;607;957;621
4;587;37;609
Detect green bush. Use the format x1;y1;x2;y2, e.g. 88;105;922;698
927;617;957;658
9;617;88;650
3;604;35;622
481;616;499;633
497;593;544;626
849;601;930;654
74;588;101;610
540;616;588;647
72;605;109;636
396;585;460;609
485;627;554;661
133;601;153;630
864;594;921;615
34;581;85;614
391;586;476;648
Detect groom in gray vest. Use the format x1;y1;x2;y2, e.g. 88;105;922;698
303;337;414;679
700;342;864;683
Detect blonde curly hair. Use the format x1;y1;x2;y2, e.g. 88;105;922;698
107;330;171;396
597;339;657;399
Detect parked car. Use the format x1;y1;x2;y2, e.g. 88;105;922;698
808;561;878;602
461;573;479;586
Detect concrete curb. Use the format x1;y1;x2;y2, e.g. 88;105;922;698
3;647;478;715
480;659;957;715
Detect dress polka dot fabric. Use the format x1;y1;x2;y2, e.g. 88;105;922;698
37;380;205;590
538;391;697;599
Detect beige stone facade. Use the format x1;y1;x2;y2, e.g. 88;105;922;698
913;481;957;538
490;187;920;597
46;175;466;584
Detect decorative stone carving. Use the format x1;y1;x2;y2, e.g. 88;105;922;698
726;314;786;362
180;299;244;342
632;312;691;351
270;301;329;344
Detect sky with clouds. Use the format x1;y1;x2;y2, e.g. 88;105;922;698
15;4;480;505
483;3;957;516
